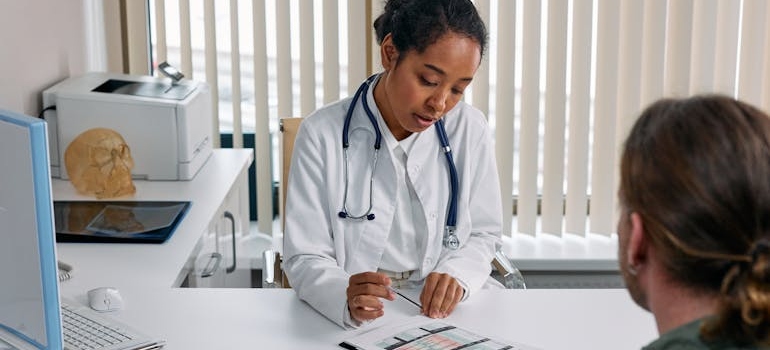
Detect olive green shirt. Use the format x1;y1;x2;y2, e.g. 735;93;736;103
642;318;763;350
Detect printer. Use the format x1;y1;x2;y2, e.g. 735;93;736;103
42;72;213;180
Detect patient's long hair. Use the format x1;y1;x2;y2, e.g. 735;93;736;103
619;95;770;346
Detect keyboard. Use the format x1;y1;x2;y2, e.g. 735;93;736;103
61;302;158;350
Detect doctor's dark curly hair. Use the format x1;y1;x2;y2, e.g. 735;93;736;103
373;0;488;59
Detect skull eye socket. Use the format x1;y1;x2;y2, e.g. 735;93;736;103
88;146;113;167
120;144;131;157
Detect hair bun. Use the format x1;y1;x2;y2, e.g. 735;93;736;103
750;238;770;264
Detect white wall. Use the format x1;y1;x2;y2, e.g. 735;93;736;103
0;0;89;116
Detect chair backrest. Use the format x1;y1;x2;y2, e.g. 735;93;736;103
279;117;303;233
265;117;303;289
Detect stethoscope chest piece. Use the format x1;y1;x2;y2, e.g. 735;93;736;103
443;227;459;250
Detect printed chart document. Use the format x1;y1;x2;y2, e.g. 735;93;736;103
339;315;540;350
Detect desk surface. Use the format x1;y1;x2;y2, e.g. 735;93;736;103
58;287;657;350
54;149;658;350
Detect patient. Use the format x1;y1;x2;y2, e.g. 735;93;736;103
617;95;770;349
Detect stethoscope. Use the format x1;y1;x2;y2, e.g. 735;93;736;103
337;74;460;250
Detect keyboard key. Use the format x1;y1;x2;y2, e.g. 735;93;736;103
61;302;141;350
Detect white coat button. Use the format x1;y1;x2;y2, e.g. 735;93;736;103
429;212;437;220
410;165;420;175
425;257;433;265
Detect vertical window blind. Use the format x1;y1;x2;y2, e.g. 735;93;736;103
143;0;770;238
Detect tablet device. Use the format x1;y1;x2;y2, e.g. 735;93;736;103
54;201;190;243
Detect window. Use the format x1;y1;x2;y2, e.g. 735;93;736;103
144;0;770;237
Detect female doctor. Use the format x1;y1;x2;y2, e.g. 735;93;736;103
283;0;503;329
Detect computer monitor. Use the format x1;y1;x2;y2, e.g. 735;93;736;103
0;109;63;349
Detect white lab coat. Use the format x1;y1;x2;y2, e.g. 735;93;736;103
283;79;503;328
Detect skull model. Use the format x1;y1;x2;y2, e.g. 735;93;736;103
64;128;136;199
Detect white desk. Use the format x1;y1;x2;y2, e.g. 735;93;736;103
54;149;658;349
58;287;657;349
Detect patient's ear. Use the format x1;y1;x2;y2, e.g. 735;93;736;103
628;212;648;269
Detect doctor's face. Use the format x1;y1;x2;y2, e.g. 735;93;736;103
374;32;481;141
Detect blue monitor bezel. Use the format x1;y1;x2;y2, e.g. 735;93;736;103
0;109;62;349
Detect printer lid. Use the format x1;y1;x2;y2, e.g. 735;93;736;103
92;78;195;100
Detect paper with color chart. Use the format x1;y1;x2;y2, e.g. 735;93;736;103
339;315;541;350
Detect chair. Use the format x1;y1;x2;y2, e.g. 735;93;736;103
262;117;301;288
491;249;527;289
262;117;525;289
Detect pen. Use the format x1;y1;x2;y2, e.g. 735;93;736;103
133;340;166;350
388;286;422;309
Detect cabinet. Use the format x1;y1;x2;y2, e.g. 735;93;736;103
186;166;253;288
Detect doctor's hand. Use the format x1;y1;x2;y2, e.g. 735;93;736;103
346;272;396;323
420;272;464;319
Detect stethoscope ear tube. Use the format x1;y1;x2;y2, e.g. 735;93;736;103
339;74;381;221
338;211;376;221
342;74;381;150
339;146;379;221
342;79;369;149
